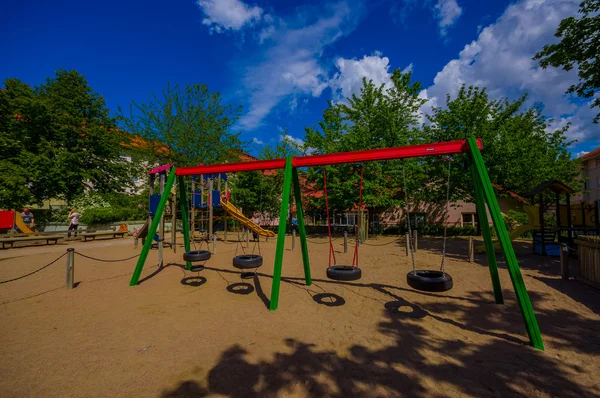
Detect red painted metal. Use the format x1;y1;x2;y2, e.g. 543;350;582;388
176;159;286;176
175;139;482;175
0;210;15;229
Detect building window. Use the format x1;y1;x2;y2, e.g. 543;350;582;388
597;177;600;189
462;213;478;227
596;158;600;168
407;212;426;228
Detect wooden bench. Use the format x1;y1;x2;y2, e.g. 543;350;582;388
0;235;63;249
81;231;128;242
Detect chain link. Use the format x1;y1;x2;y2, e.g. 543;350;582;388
402;166;417;273
0;252;67;284
440;158;452;273
75;252;141;262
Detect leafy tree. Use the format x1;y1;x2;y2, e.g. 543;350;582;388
304;70;428;215
229;133;299;222
423;86;580;199
534;0;600;123
0;70;133;208
118;83;245;166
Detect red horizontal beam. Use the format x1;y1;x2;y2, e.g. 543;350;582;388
176;158;286;176
292;139;481;167
175;139;482;175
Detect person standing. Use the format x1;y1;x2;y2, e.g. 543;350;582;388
67;208;81;238
251;212;261;241
20;208;35;231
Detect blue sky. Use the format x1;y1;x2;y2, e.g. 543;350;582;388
1;0;598;157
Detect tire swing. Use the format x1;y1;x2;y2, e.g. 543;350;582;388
183;176;211;272
232;200;263;280
404;159;453;293
324;166;363;282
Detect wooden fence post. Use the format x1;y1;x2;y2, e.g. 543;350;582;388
66;248;75;289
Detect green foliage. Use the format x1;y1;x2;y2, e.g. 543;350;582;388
0;70;134;208
229;133;300;218
423;86;580;198
534;0;600;123
382;223;478;236
118;83;245;166
304;71;427;214
503;210;530;231
79;207;146;224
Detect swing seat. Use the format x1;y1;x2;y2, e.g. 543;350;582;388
327;265;362;281
406;270;453;292
184;250;211;262
233;255;263;269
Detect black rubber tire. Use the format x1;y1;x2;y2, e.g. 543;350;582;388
406;270;453;292
183;250;211;262
190;265;205;272
240;271;256;279
233;255;263;269
326;265;362;281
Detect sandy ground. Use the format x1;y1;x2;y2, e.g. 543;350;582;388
0;234;599;397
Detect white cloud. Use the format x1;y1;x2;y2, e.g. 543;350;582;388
258;24;275;43
252;137;264;144
575;151;589;158
402;63;413;74
197;0;263;33
289;97;298;113
328;52;394;102
426;0;597;143
237;2;360;130
434;0;463;35
281;134;305;147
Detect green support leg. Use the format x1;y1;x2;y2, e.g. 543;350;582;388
130;167;177;285
467;137;544;350
178;176;192;270
292;166;312;286
470;164;504;304
269;157;293;311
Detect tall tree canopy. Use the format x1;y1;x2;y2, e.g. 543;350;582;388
304;70;427;214
0;70;132;208
118;83;245;166
534;0;600;123
424;86;580;198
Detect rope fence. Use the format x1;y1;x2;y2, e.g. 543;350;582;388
0;252;67;284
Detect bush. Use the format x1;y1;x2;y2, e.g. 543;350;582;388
79;207;146;224
382;223;478;237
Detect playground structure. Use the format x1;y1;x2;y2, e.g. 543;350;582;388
129;138;545;350
0;210;35;234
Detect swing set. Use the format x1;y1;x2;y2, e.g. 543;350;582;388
129;137;545;350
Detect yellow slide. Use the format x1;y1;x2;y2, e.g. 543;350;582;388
220;199;275;238
476;224;537;253
14;213;34;234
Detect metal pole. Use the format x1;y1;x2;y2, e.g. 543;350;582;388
344;231;348;253
172;198;177;254
66;248;75;289
208;178;214;239
158;173;166;268
292;228;296;250
212;232;217;254
246;228;249;248
224;180;228;241
191;178;196;241
148;174;154;243
560;244;569;280
469;236;474;263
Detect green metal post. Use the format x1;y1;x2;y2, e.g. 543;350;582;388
467;137;544;350
130;167;177;285
470;163;504;304
269;157;293;311
179;176;192;270
292;166;312;286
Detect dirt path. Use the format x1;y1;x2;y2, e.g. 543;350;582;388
0;235;598;397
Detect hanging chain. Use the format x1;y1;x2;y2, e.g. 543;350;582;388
402;166;417;273
440;157;453;273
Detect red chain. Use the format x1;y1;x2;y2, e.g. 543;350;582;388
352;167;364;268
324;169;336;267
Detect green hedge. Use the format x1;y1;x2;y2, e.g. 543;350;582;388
79;207;147;224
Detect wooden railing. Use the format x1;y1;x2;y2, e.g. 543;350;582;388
574;236;600;289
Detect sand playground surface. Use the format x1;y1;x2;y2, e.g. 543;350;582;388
0;234;599;397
